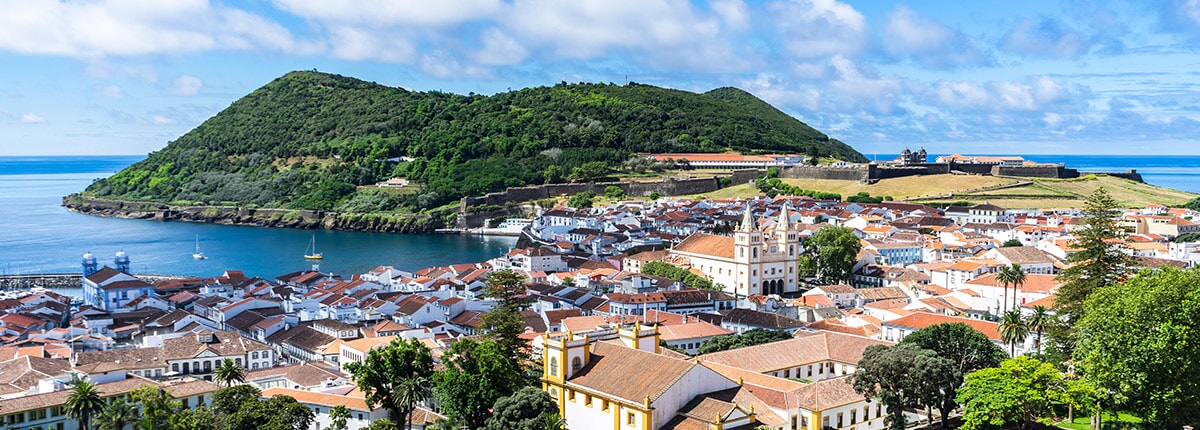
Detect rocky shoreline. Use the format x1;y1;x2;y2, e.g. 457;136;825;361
62;194;447;233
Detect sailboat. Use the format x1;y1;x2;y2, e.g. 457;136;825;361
304;235;324;260
192;235;207;260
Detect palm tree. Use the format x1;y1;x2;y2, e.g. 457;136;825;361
95;396;137;430
1008;264;1026;310
213;358;246;387
999;310;1030;356
64;377;105;430
995;264;1025;313
1025;305;1052;354
542;413;567;430
397;376;430;430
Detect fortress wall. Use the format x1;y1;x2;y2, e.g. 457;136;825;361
779;165;869;181
992;165;1080;179
460;177;723;210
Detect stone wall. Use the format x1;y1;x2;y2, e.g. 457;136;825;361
870;163;951;180
779;165;870;181
1100;170;1144;183
459;176;723;210
948;163;996;175
730;168;767;185
992;165;1080;179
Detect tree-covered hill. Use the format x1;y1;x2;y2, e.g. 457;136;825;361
84;71;866;212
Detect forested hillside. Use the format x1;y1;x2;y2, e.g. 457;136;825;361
84;71;865;212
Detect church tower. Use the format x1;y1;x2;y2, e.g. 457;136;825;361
114;251;130;274
82;252;98;279
775;206;798;257
734;203;761;265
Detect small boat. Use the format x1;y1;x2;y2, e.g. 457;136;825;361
304;235;324;260
192;234;207;260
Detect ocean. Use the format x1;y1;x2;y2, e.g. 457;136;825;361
1;154;1197;279
0;156;517;279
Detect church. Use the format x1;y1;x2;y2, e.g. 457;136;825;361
81;251;155;311
669;205;800;297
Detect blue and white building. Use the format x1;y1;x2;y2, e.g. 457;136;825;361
82;252;155;311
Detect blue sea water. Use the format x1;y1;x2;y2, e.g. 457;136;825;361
0;156;516;279
0;154;1195;279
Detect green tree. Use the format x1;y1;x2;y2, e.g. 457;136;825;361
910;353;959;429
696;328;791;354
327;405;350;430
64;377;105;430
1055;188;1134;325
542;413;566;430
481;269;536;364
1001;238;1023;247
603;185;626;200
996;263;1026;312
543;165;564;184
95;396;138;430
214;358;246;387
171;407;219;430
344;338;436;429
798;225;862;284
849;344;930;430
1077;266;1200;427
957;356;1066;430
899;322;1006;426
484;387;560;430
567;191;595;209
367;419;402;430
433;339;530;429
1024;305;1052;355
648;191;660;201
211;384;263;415
999;310;1029;356
130;385;181;430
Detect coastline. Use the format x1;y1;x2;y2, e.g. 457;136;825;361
62;193;448;234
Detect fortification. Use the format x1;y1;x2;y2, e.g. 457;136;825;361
459;176;723;211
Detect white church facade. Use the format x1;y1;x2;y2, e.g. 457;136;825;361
669;206;801;297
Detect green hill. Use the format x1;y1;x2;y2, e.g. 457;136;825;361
83;71;866;212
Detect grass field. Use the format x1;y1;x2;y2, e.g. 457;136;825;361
1056;411;1143;429
677;173;1197;209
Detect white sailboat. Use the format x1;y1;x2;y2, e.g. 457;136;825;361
192;235;207;260
304;235;324;260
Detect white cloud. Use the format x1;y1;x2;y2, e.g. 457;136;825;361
170;75;203;96
932;76;1073;112
326;26;418;63
711;0;750;30
881;5;990;68
1001;18;1092;59
98;84;124;99
472;28;528;66
272;0;503;26
152;115;177;125
0;0;310;57
769;0;867;59
20;113;45;123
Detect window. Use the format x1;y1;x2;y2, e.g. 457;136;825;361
837;412;843;428
568;390;575;401
585;394;592;407
358;413;364;420
850;409;856;424
875;403;882;418
627;413;636;425
602;399;610;411
791;416;797;429
252;351;259;359
549;357;559;376
572;357;583;371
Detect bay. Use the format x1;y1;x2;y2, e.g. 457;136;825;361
0;156;516;278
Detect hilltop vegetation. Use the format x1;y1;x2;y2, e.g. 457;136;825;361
83;71;863;212
685;174;1197;208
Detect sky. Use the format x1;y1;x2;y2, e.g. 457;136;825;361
2;1;1200;156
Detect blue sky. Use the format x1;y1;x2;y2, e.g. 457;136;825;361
2;0;1200;156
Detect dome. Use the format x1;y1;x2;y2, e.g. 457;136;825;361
115;251;128;259
82;252;96;262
